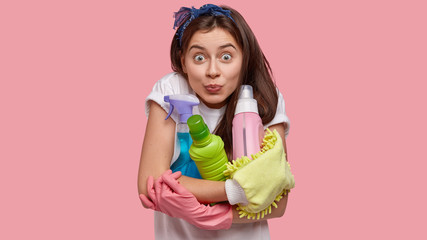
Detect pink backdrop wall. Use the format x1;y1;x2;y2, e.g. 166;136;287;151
1;0;426;239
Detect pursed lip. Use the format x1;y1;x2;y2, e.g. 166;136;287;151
205;84;222;93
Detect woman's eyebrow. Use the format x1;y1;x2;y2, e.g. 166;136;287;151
188;45;205;51
188;43;237;51
219;43;237;50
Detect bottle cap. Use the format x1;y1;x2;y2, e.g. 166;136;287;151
187;115;210;142
234;85;259;115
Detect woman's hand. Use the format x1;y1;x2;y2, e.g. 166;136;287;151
139;170;182;210
139;170;233;230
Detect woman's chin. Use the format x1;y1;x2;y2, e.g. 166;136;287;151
200;97;227;109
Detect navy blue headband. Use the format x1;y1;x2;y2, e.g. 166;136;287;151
173;4;235;47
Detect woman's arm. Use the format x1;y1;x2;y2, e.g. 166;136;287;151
176;176;227;204
138;102;291;221
231;122;290;223
138;101;175;199
137;101;227;205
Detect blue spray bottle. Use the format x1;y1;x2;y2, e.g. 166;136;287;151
164;95;202;179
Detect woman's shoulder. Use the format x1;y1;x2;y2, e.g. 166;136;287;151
263;87;290;136
158;72;183;82
154;72;182;89
153;72;192;95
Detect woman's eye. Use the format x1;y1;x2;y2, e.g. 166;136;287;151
194;55;205;62
221;53;232;61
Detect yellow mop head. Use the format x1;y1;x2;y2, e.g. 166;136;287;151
224;129;295;219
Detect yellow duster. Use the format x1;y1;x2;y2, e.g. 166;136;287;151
224;128;295;219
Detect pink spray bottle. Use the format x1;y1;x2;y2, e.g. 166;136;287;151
232;85;264;160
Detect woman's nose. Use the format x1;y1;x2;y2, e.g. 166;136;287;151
206;60;220;78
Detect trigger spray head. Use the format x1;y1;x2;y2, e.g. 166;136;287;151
164;94;200;123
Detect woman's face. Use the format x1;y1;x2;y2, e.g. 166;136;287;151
182;28;243;109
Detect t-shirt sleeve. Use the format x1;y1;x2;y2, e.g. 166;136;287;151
264;89;290;137
145;73;181;124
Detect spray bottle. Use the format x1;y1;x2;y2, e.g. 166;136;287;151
164;94;202;179
232;85;264;160
187;115;228;181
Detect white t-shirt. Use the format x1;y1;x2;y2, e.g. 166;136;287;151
145;72;290;240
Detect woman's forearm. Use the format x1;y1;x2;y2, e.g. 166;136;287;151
177;175;228;204
179;174;289;223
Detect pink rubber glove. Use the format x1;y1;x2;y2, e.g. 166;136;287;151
139;170;233;230
139;170;182;210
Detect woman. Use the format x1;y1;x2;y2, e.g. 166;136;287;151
138;4;291;239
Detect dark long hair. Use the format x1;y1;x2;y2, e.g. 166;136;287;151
170;5;278;161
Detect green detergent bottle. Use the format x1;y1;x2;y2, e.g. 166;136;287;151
187;115;228;181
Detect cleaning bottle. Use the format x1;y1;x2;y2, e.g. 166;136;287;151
164;94;202;179
232;85;264;160
187;114;228;181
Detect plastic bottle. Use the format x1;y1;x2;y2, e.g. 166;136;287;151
187;115;228;181
232;85;264;160
164;95;202;179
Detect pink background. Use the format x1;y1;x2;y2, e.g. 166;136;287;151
1;0;426;239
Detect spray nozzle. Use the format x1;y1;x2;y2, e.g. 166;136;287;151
164;94;200;123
